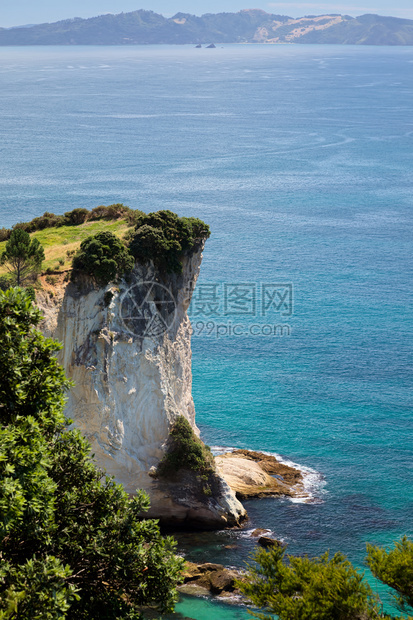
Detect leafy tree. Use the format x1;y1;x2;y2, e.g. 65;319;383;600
71;231;134;286
129;210;210;274
0;228;45;285
238;545;380;620
367;537;413;615
239;542;413;620
0;287;183;619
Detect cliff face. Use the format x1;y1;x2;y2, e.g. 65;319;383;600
38;246;245;529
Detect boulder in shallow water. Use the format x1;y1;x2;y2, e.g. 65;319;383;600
180;561;242;598
258;536;284;548
215;449;304;499
210;569;237;594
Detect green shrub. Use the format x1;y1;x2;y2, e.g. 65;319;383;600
129;210;210;274
89;203;133;221
12;212;65;233
88;205;111;221
125;207;147;226
239;540;413;620
25;285;36;301
11;221;31;232
0;275;14;291
367;536;413;613
0;227;11;242
71;231;134;286
63;208;89;226
0;287;183;618
156;416;215;478
29;212;65;232
182;216;211;240
239;546;380;620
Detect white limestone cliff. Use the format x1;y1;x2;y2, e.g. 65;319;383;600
38;246;246;529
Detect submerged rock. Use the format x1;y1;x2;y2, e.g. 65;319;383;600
258;536;284;548
251;528;270;537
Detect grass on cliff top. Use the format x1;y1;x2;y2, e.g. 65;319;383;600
0;218;131;275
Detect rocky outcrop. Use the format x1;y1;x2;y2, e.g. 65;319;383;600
216;449;305;499
257;535;284;548
37;248;245;529
179;561;244;600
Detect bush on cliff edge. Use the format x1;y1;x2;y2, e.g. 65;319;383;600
128;210;210;274
70;210;211;284
71;230;134;286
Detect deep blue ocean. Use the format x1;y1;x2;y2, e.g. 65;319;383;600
0;44;412;618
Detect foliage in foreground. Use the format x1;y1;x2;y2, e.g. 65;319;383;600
367;537;413;614
238;542;413;620
0;287;183;619
0;228;45;286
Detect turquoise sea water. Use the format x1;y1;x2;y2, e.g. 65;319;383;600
0;45;412;618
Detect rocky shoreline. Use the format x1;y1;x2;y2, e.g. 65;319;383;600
172;448;307;606
215;448;306;500
178;530;284;602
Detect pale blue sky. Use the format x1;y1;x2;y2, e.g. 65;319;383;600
1;0;412;28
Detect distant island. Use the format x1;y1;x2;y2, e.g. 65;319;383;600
1;9;413;46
